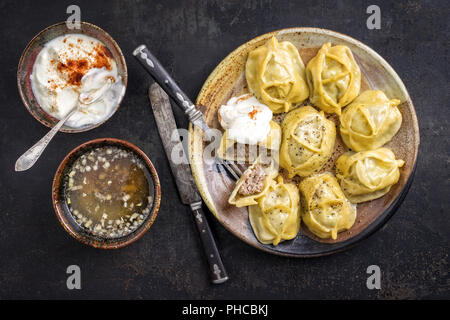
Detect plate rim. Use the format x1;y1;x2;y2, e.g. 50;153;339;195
188;27;420;257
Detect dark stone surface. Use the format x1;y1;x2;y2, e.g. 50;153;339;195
0;0;448;299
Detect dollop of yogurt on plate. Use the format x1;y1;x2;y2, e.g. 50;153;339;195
219;94;272;145
31;34;125;128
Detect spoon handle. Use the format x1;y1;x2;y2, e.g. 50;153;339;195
15;108;78;172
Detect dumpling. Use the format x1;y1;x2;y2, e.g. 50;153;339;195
339;90;402;152
246;36;309;114
279;106;336;178
306;43;361;115
217;120;281;162
249;176;300;245
336;148;405;203
299;173;356;240
228;157;278;207
217;93;282;162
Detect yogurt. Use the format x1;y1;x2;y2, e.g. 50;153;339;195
31;34;125;128
219;94;272;145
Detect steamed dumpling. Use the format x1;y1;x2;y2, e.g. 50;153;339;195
217;120;281;162
279;106;336;178
340;90;402;152
228;157;278;207
246;37;309;114
249;176;300;245
299;173;356;240
306;43;361;115
336;148;405;203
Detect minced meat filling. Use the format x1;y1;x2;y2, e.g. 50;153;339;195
238;164;266;196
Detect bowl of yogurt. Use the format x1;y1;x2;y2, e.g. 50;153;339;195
18;22;127;133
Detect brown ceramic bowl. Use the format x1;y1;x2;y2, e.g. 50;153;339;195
189;27;420;257
52;138;161;249
17;21;127;133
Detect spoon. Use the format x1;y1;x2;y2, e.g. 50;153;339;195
15;79;113;172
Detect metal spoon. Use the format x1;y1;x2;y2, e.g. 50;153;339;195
15;79;112;172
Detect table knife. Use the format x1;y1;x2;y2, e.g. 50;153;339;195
149;83;228;284
134;44;210;135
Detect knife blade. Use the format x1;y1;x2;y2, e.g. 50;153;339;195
149;83;201;205
134;44;211;136
149;82;228;284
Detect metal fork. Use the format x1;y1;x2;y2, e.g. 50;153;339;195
215;157;243;181
133;44;248;185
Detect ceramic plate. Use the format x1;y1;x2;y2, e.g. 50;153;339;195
189;28;419;257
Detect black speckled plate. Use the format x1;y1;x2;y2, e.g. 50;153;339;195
188;28;420;257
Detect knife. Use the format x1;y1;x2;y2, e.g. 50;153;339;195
133;44;210;136
149;83;228;284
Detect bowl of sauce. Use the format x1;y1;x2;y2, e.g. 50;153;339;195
18;22;127;133
52;138;161;248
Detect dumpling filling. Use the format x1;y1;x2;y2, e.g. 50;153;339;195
238;164;265;196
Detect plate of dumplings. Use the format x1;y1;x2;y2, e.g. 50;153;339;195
189;28;419;257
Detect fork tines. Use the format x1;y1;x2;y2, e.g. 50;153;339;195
215;157;243;181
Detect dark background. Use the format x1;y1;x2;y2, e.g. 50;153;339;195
0;0;448;299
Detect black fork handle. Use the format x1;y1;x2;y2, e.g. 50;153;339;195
133;44;195;114
190;203;228;284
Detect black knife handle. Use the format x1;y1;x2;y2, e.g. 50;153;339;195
133;44;200;121
190;202;229;284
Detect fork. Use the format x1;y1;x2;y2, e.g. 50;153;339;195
133;44;249;184
215;157;244;181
